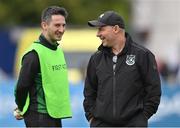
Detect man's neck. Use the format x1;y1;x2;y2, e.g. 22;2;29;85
39;34;58;50
112;38;126;55
42;33;57;46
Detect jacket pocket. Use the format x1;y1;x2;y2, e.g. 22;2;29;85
126;112;148;127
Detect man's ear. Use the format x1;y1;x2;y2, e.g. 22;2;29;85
41;22;48;30
113;25;120;33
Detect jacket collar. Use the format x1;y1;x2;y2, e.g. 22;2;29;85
38;34;59;50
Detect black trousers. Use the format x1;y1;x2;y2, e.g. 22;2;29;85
23;110;62;127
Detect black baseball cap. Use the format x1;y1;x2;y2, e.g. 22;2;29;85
88;11;125;28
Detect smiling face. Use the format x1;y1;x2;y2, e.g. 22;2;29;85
41;15;66;44
96;25;116;47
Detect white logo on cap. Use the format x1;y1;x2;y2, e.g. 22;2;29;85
99;14;104;18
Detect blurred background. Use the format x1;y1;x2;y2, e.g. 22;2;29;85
0;0;180;127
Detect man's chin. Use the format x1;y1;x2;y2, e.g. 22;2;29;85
55;37;62;41
102;42;107;47
102;43;111;48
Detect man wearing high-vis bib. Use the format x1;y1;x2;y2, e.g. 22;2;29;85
14;6;72;127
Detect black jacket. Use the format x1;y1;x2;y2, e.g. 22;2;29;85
83;33;161;125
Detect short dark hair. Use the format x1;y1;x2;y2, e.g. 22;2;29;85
41;6;68;22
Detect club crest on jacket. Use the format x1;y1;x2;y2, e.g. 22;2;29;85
126;55;135;66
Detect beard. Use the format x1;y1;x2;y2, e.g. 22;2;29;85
48;32;63;42
102;40;112;48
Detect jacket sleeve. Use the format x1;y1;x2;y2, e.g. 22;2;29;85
140;52;161;119
14;51;39;111
83;55;98;121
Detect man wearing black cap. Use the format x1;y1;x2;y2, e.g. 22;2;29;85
83;11;161;127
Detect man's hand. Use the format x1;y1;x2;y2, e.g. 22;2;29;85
89;117;94;124
13;108;23;120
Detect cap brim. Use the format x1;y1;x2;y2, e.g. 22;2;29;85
88;20;106;27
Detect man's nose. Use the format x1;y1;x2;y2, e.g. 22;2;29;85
96;31;100;37
59;26;65;33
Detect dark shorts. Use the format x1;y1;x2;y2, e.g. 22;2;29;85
24;110;62;127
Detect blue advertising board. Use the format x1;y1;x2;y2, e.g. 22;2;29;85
0;79;180;127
